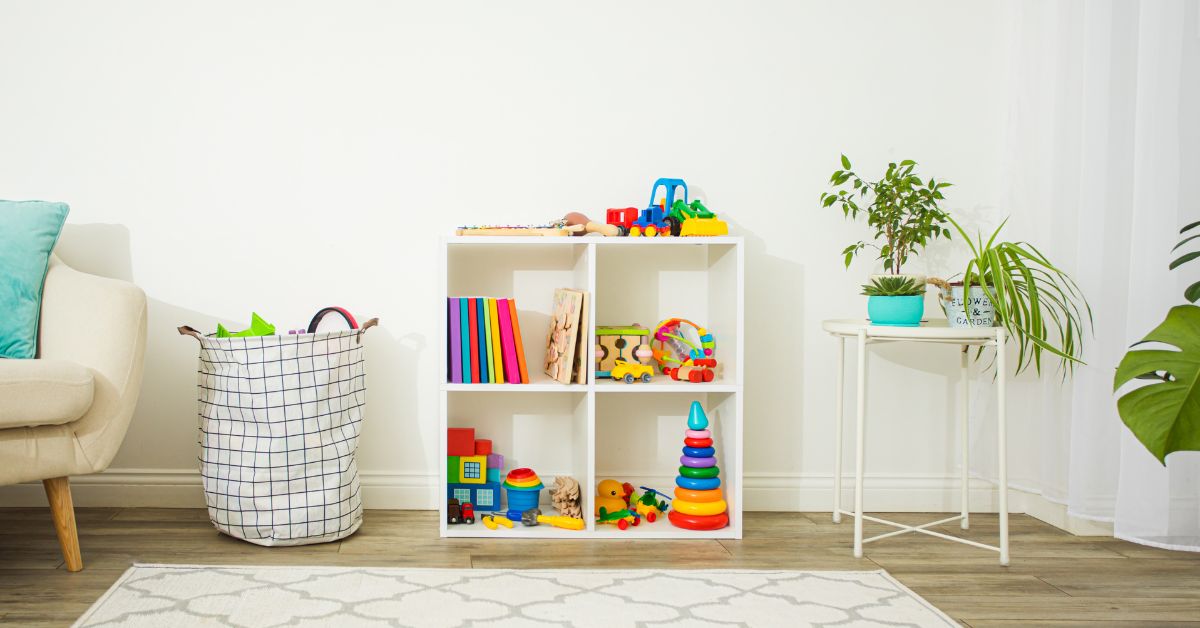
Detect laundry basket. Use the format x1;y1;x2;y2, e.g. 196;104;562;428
178;315;377;546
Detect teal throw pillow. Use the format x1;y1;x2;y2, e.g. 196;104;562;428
0;200;70;359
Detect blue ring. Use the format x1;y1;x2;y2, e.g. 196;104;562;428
675;476;721;490
682;446;716;458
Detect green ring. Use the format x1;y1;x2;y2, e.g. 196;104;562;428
678;465;720;479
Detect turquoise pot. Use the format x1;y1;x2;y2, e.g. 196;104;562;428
867;295;924;327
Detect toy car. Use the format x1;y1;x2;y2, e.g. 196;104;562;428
630;206;670;237
448;498;475;524
631;489;669;523
610;359;653;383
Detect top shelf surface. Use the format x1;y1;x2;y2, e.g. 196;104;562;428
444;236;743;246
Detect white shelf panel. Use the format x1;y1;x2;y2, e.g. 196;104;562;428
593;378;739;394
446;236;742;246
444;523;592;539
443;371;587;392
444;522;740;539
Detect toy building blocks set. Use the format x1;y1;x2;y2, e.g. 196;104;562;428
446;427;503;522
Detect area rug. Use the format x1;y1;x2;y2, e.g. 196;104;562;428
74;564;957;627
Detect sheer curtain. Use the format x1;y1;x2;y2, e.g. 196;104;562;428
996;0;1200;551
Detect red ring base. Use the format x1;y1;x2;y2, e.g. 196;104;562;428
668;509;729;531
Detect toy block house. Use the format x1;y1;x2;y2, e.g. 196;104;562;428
446;428;502;511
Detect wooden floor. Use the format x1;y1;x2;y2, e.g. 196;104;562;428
2;509;1199;626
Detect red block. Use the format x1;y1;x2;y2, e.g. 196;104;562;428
448;428;475;456
474;439;492;455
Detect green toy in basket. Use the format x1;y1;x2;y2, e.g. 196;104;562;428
216;312;276;338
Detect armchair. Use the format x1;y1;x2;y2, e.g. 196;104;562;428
0;256;147;571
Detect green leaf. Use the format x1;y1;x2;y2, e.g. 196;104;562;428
1169;251;1200;270
844;251;854;268
900;159;916;167
1114;305;1200;464
1186;281;1200;303
1172;234;1200;251
823;195;837;207
841;154;852;169
1182;220;1200;234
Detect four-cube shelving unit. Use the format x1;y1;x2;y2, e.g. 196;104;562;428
439;236;745;539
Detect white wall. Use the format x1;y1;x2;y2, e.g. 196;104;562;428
1;1;1036;512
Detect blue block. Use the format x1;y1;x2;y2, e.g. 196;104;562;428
682;446;716;458
486;468;501;483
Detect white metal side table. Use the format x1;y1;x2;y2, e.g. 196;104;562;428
821;319;1010;565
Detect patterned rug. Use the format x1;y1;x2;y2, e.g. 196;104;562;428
74;565;956;627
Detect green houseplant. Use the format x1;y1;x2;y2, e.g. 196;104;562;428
1114;220;1200;463
861;276;925;327
820;155;953;277
943;217;1093;375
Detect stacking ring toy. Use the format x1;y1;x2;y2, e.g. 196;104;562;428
685;429;710;439
674;487;723;502
672;498;728;517
668;510;729;530
682;446;716;458
684;437;713;448
678;465;720;479
680;456;717;468
676;476;721;490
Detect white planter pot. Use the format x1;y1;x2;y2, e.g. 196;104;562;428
942;285;995;328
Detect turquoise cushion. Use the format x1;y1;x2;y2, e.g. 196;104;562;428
0;201;70;359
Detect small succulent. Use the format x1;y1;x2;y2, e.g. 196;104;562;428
861;276;925;297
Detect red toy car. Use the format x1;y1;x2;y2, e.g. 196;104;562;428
606;207;639;236
448;498;476;524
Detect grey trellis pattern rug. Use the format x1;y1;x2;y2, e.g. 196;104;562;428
74;565;957;627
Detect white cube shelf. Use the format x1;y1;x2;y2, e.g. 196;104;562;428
439;236;744;539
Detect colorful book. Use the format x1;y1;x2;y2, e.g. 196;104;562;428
482;298;496;383
459;299;472;384
467;298;480;383
449;298;462;383
497;299;521;384
488;298;505;383
509;298;530;384
476;298;489;383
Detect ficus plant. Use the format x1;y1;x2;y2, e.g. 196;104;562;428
820;155;953;273
1114;220;1200;463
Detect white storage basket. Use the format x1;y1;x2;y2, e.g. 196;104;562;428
179;318;377;546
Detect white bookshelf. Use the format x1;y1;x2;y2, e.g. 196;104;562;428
438;236;744;539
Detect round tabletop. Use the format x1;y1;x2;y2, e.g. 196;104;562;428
822;318;1003;345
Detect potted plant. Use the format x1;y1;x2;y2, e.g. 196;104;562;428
939;217;1093;375
862;276;925;327
820;155;953;286
1114;220;1199;463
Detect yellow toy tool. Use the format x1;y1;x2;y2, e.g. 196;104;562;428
482;514;514;530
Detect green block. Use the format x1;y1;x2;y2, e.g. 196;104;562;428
447;456;460;483
597;325;649;336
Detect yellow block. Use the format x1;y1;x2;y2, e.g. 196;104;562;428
458;455;486;485
672;498;728;517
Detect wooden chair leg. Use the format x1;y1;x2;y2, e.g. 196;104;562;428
43;477;83;572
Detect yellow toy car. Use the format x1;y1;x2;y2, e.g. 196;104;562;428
611;359;653;384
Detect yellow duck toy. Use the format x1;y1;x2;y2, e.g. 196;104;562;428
595;479;628;518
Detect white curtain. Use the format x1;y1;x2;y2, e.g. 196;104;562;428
990;0;1200;551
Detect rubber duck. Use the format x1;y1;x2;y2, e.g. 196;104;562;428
595;479;628;518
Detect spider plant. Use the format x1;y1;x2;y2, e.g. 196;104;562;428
948;216;1093;376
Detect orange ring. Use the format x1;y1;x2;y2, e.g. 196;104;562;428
674;487;723;503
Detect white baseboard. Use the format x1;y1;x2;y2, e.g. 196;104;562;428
0;468;1113;536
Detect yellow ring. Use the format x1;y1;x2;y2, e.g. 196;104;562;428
671;498;728;517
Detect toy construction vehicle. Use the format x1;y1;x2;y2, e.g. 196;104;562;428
667;199;728;237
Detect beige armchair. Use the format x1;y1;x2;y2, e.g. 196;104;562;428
0;256;147;571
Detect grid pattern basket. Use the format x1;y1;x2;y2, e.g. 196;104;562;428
180;322;375;546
